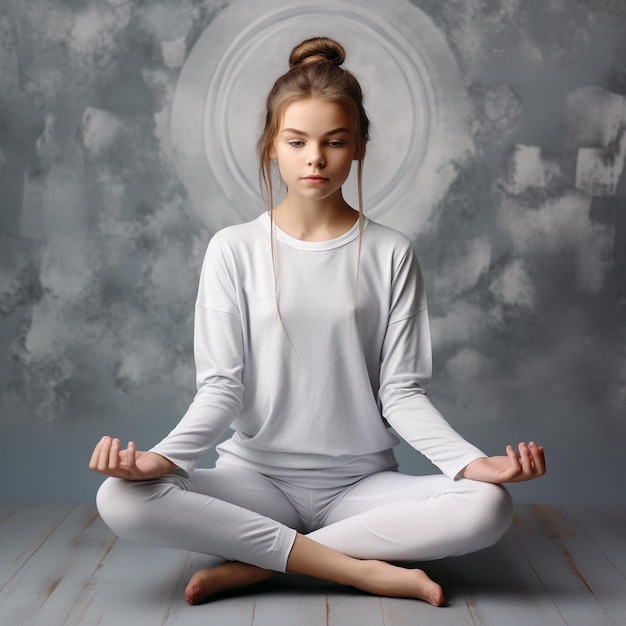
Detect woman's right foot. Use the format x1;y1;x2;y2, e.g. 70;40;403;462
357;560;445;606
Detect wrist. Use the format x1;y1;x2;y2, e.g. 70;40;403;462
141;451;178;477
155;453;177;475
460;456;487;480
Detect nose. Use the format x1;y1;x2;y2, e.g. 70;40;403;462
306;144;325;168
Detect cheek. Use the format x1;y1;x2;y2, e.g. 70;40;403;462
341;154;355;171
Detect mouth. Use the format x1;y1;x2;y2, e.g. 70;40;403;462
302;176;329;184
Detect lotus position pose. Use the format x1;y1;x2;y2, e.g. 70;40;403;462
90;37;546;607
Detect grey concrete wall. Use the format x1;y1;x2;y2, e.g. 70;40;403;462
0;0;624;504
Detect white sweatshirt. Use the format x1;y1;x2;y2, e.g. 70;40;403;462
151;213;485;479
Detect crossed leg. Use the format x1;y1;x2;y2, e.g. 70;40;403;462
186;534;445;606
181;469;512;605
97;463;511;606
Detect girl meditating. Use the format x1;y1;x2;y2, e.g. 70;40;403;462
90;36;546;607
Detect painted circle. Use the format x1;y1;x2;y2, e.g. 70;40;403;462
172;0;469;237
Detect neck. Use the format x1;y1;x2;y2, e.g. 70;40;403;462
273;194;358;242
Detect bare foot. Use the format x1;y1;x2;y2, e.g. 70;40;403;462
357;561;445;607
185;562;275;605
284;535;444;607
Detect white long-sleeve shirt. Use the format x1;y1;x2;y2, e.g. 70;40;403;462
151;213;485;479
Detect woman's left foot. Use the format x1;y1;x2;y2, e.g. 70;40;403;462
185;562;274;605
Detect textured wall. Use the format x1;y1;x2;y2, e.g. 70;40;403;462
0;0;624;503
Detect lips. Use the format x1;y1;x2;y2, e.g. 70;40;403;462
302;175;329;183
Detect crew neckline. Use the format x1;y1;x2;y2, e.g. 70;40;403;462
261;212;369;251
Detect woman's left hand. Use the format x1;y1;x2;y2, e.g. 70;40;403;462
461;441;546;484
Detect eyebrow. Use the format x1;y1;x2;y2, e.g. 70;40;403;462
281;127;351;136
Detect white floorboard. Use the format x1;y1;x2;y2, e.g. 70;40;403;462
0;504;624;625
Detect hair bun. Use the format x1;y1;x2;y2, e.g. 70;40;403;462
289;37;346;70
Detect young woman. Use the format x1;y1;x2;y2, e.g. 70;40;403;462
90;37;545;607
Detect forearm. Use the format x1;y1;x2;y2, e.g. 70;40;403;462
149;395;236;477
152;302;244;476
384;394;486;479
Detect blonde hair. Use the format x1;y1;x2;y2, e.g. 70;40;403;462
257;37;370;330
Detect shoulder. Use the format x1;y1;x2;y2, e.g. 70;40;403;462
199;214;267;279
203;214;268;269
362;219;425;294
363;218;416;265
197;215;267;296
208;213;267;252
365;218;411;248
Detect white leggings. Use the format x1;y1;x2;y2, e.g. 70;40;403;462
96;453;513;573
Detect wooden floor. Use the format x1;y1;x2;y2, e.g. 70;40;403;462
0;503;624;625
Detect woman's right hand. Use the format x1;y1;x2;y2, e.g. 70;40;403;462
88;436;177;480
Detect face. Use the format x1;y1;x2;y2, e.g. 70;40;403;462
271;98;360;206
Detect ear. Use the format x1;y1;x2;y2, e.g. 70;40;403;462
269;138;278;160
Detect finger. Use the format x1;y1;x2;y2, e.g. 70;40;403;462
108;438;121;469
529;441;546;475
126;441;137;471
518;442;533;474
97;437;112;472
88;437;107;470
505;445;522;473
506;444;520;465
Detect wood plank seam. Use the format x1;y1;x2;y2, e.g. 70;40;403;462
0;503;78;593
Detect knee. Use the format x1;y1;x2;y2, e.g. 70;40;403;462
464;481;513;549
96;477;151;541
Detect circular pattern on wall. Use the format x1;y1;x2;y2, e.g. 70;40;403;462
171;0;471;238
